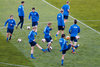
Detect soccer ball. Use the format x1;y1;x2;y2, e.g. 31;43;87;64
42;39;46;42
27;26;30;30
50;46;52;50
76;36;80;39
66;36;70;40
17;38;22;42
51;39;53;43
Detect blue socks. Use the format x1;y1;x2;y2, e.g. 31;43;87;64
72;47;75;52
7;38;8;41
41;49;45;52
31;54;35;59
56;34;58;37
61;59;64;65
75;45;78;48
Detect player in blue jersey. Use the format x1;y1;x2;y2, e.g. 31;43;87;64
44;23;53;52
61;1;70;23
4;15;16;41
16;1;24;29
29;7;39;34
28;27;46;59
55;10;65;40
69;19;80;53
59;34;71;66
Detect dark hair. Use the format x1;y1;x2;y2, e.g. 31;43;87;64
66;1;69;4
10;15;13;18
21;1;24;4
60;10;63;13
32;7;35;10
74;19;77;24
61;34;65;38
48;22;52;25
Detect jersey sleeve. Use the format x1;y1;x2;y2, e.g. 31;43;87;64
28;12;31;20
36;12;39;21
60;40;66;51
28;32;34;41
62;5;64;9
78;26;80;33
12;20;16;26
4;19;8;27
69;26;72;34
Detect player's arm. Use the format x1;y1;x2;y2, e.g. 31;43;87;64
4;20;8;27
21;6;24;17
28;32;34;41
60;40;67;51
61;5;64;10
69;26;72;34
67;5;70;13
78;27;80;33
28;12;31;20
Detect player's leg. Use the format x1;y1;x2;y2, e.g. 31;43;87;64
30;46;35;59
20;16;24;29
64;16;68;23
61;50;66;66
56;31;60;37
29;41;36;59
9;29;14;40
55;26;61;40
6;33;9;41
16;16;21;29
6;28;10;41
36;44;46;52
61;26;65;34
72;37;78;54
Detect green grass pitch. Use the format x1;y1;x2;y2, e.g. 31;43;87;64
0;0;100;67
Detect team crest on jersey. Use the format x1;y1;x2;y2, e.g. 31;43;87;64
58;16;61;17
74;26;78;28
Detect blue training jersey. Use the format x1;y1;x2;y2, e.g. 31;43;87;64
62;4;70;16
57;13;65;26
29;11;39;22
44;26;52;38
69;24;80;37
28;30;37;43
59;38;68;51
4;19;16;29
18;5;24;17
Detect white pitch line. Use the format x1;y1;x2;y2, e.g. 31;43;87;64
0;62;29;67
42;0;100;35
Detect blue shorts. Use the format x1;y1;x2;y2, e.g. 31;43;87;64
58;26;65;30
45;36;52;43
64;15;68;19
32;22;38;26
7;28;14;34
29;41;37;47
70;37;77;42
62;44;71;54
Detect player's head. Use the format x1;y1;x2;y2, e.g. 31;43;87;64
32;8;35;12
32;27;36;31
21;1;24;5
61;34;65;38
60;10;63;13
66;1;69;4
10;15;13;19
47;22;52;27
74;19;77;24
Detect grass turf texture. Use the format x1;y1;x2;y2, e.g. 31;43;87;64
46;0;100;32
0;0;100;67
